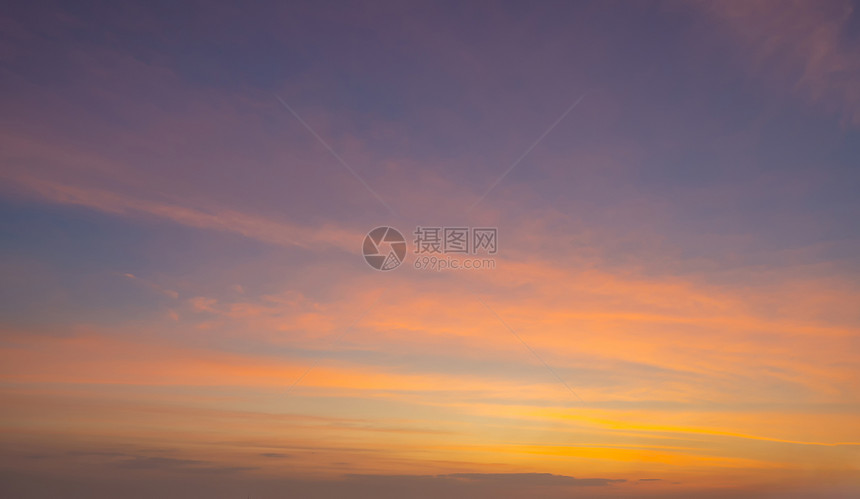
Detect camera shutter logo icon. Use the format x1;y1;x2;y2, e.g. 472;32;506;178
363;226;406;271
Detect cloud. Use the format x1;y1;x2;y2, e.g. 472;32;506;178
117;456;204;469
118;272;179;299
1;3;859;496
443;472;625;486
695;0;860;126
0;470;659;499
2;173;361;253
73;451;259;475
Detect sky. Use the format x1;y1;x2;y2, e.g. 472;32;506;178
1;0;860;497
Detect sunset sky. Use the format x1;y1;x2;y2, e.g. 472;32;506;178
1;1;860;497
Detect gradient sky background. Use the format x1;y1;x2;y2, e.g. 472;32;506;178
1;0;860;497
